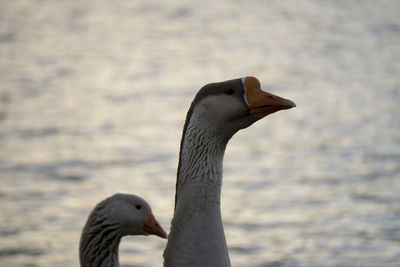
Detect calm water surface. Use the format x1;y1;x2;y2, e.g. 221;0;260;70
1;0;399;266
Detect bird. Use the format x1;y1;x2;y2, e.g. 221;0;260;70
79;193;167;267
163;76;295;266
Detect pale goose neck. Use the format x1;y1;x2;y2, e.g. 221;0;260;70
80;211;122;267
177;123;227;199
164;120;231;266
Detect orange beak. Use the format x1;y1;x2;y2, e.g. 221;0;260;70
143;213;167;239
244;76;296;118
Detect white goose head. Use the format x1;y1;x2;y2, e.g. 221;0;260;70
184;76;296;142
80;193;166;267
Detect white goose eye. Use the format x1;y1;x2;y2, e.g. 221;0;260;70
225;89;235;95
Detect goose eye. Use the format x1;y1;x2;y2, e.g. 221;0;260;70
135;204;141;210
225;89;234;95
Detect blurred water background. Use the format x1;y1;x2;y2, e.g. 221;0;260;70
1;0;400;266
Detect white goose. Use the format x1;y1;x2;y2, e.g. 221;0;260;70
79;193;167;267
164;76;295;266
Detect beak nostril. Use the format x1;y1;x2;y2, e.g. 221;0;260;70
267;95;273;99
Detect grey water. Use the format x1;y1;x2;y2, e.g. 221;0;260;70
1;0;399;266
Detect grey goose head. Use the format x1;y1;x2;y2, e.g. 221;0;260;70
101;193;166;237
80;193;166;267
183;76;296;142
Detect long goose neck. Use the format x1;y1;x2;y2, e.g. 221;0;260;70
80;210;122;267
164;117;231;266
176;122;227;206
174;102;230;208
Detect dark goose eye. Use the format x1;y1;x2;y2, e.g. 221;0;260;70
135;204;141;210
225;89;235;95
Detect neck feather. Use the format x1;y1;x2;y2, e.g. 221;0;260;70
176;122;227;202
80;210;122;267
164;116;231;266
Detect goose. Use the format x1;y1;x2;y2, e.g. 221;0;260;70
163;76;295;266
79;193;167;267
